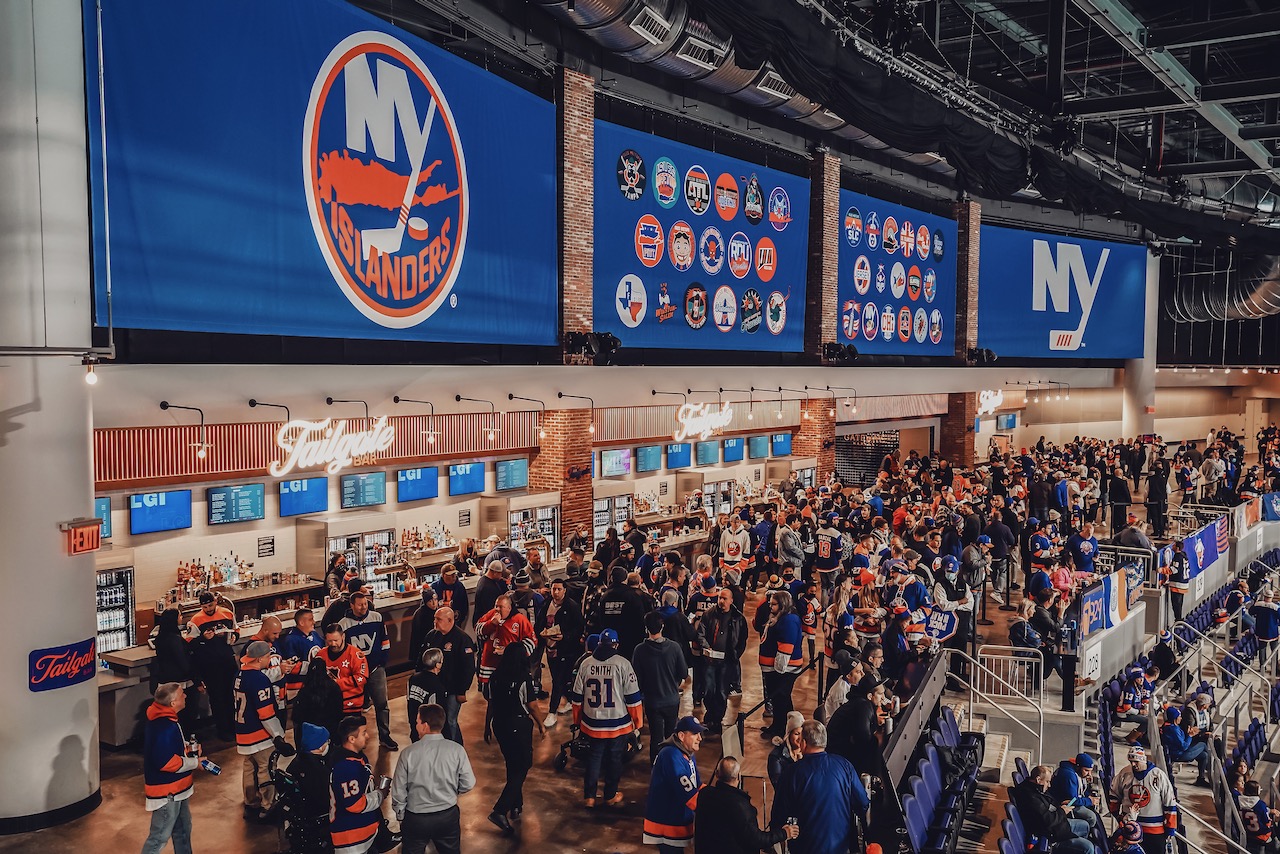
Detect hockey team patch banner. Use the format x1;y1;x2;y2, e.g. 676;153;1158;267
592;120;809;352
85;0;557;344
1183;519;1222;578
1264;493;1280;522
836;190;957;355
976;226;1148;359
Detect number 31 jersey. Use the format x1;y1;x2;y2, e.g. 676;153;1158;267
570;653;643;738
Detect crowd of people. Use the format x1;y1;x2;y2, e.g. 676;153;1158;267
137;426;1280;854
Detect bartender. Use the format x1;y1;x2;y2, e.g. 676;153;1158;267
431;564;470;625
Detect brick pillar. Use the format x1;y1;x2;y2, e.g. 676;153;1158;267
940;393;978;470
528;408;593;551
560;68;594;365
805;150;840;363
952;199;980;360
792;397;837;482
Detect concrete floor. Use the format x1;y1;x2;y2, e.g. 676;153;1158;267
1;589;820;854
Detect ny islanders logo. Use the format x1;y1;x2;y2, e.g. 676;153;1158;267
305;32;468;329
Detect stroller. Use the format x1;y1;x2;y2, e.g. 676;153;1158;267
552;722;643;771
267;749;332;854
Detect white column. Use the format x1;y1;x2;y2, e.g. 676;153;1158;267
0;0;100;829
1122;251;1159;438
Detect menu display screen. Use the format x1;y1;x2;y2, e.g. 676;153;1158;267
997;413;1018;431
129;489;193;534
695;441;720;466
601;449;631;477
636;445;662;472
496;459;529;491
748;435;770;459
397;467;440;503
449;463;485;496
771;433;792;456
667;443;691;469
95;497;112;539
723;438;744;463
341;472;387;509
207;483;266;525
279;477;328;517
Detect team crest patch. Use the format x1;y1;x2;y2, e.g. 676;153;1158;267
653;157;679;208
842;300;862;340
844;206;863;247
728;232;752;279
866;212;880;250
897;306;912;342
743;175;764;224
854;255;871;294
881;303;896;341
766;290;788;335
685;166;711;215
932;230;945;261
862;302;879;339
654;283;676;322
685;284;708;329
715;173;740;220
306;31;469;329
755;237;777;282
890;262;906;299
615;274;646;328
875;262;887;293
913;308;928;343
668;221;694;271
740;288;762;333
768;187;791;232
916;224;931;260
882;217;899;255
698;226;724;275
901;221;915;258
923;269;937;303
713;285;737;332
929;309;944;344
616;149;646;200
635;214;664;267
907;265;922;301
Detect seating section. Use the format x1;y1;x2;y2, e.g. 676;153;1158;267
1221;634;1259;687
1269;681;1280;723
902;707;984;854
1229;717;1267;768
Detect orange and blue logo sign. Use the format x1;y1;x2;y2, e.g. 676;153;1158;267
30;638;97;693
304;32;469;329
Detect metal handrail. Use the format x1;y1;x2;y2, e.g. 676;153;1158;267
1172;620;1270;685
1179;805;1255;854
943;649;1043;765
975;644;1044;704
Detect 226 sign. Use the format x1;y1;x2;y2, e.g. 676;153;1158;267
29;638;97;693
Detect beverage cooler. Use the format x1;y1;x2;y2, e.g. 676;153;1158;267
767;458;818;491
592;481;635;545
296;511;399;595
96;549;137;654
502;492;561;556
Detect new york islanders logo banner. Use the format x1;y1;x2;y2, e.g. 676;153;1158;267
86;0;556;344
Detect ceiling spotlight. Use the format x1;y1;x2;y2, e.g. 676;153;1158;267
588;422;596;435
539;427;546;440
966;347;998;365
828;407;835;417
1192;366;1198;373
803;409;811;420
747;410;754;421
1243;367;1249;374
1154;367;1160;374
486;428;496;442
195;445;208;460
776;409;784;420
1173;367;1179;373
1055;393;1061;400
84;361;98;385
1225;367;1231;374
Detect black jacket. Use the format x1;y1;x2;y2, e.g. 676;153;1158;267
827;697;880;774
152;631;194;686
292;679;344;745
697;606;749;663
291;749;334;817
594;584;650;657
472;574;509;629
694;782;789;853
535;597;585;662
1011;778;1076;842
423;626;477;695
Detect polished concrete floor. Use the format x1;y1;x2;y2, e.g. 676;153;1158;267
1;590;818;854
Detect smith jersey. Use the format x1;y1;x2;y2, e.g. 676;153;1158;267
815;526;843;572
569;654;643;738
643;744;701;846
1110;764;1178;835
233;667;284;754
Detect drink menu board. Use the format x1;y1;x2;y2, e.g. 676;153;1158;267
695;441;720;466
496;459;529;491
748;435;770;459
95;497;112;539
279;477;328;517
636;445;663;472
340;472;386;509
207;483;266;525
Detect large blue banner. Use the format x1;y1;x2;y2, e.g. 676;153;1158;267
1183;520;1221;578
977;226;1148;358
86;0;557;344
1264;493;1280;522
836;191;957;355
592;121;809;351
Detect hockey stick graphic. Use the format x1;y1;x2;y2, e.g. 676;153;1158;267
1048;247;1109;351
362;97;437;259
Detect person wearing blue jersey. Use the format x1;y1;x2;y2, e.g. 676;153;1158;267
1237;780;1274;854
339;592;396;751
814;512;844;595
276;607;324;703
642;716;706;851
141;683;202;854
329;715;388;854
1252;591;1280;665
1065;522;1099;577
759;591;804;740
769;720;869;854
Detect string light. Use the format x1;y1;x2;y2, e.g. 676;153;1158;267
84;363;98;385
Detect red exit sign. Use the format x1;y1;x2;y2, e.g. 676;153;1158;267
60;519;102;556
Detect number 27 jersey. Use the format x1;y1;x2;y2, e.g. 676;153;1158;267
570;654;643;738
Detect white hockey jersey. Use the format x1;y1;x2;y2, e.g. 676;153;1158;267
1110;763;1178;836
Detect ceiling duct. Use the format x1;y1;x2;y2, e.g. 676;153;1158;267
1166;254;1280;322
531;0;953;176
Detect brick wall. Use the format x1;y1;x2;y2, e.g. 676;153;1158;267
528;408;593;550
792;397;836;481
805;151;840;361
561;68;594;365
952;199;980;358
939;392;977;469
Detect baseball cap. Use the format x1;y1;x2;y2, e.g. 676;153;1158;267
1073;753;1094;769
300;723;329;753
442;564;458;576
674;715;709;735
940;556;959;573
1026;517;1040;527
598;628;618;646
825;511;840;524
832;649;856;675
246;640;272;659
198;591;216;605
856;674;889;694
976;535;992;545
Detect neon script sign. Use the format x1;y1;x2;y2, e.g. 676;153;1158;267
29;638;97;693
976;389;1005;416
673;403;734;442
270;417;396;477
